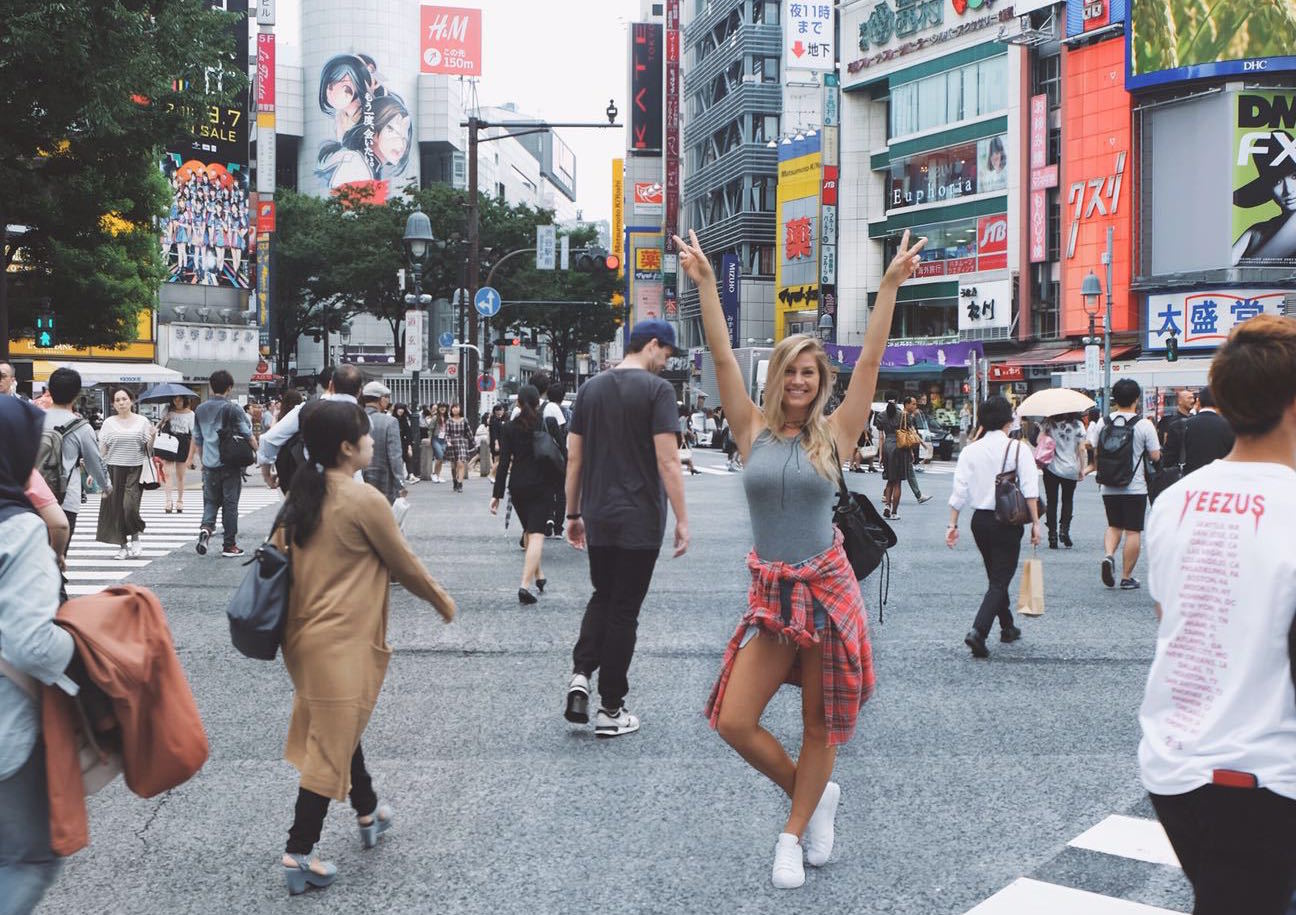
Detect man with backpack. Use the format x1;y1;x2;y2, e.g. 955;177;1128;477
1086;378;1162;590
192;370;256;558
257;365;364;491
39;368;111;543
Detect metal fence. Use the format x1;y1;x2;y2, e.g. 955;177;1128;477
382;374;460;408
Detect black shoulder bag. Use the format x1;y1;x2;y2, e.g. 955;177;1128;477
831;443;898;618
226;503;292;660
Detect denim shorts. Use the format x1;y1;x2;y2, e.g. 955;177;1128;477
431;438;446;460
739;600;828;649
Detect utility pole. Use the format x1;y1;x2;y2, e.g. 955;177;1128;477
1103;225;1114;416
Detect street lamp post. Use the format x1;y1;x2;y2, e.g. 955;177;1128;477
1080;225;1116;415
817;312;834;342
1081;270;1102;408
403;211;434;412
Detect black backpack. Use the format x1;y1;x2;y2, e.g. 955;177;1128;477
1096;415;1137;487
217;402;256;468
274;433;307;491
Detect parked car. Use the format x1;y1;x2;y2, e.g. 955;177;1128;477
924;418;956;461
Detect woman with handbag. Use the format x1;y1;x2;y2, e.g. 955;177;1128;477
96;388;154;560
875;400;914;519
156;395;195;513
490;385;564;605
945;395;1042;659
677;227;926;889
269;401;455;896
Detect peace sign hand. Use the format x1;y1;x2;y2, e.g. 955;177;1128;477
672;229;716;285
882;229;929;288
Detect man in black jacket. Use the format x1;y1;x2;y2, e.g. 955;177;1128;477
1157;389;1196;466
1182;386;1236;475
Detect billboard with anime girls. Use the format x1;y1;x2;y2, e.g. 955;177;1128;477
161;158;252;287
313;53;414;203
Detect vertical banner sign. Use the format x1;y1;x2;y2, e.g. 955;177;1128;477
1029;94;1055;263
536;225;556;270
560;234;570;271
721;253;741;348
256;34;275;111
665;0;681;256
405;310;424;373
817;75;840;344
256;0;274;23
783;0;835;72
419;6;484;76
611;159;625;275
256;235;272;346
630;24;663;155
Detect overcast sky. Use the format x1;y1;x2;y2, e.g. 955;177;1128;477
277;0;643;222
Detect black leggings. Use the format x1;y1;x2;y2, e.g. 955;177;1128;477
1042;469;1077;536
285;744;377;854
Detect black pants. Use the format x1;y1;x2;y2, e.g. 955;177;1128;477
551;487;567;534
285;744;377;854
201;465;242;548
572;545;660;711
1042;469;1076;538
1151;785;1296;915
970;509;1023;637
63;509;77;542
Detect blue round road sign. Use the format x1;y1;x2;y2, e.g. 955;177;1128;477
477;374;496;393
438;331;454;348
474;286;502;318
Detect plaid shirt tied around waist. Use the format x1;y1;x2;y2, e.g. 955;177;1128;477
705;529;876;747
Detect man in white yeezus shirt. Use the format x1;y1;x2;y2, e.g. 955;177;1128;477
1139;314;1296;915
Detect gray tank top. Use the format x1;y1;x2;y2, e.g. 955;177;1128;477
742;430;836;564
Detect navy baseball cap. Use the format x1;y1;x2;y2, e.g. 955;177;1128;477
628;319;678;353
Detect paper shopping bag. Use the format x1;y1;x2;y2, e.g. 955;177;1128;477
1017;555;1045;617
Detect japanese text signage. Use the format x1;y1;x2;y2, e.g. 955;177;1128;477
1232;92;1296;267
958;280;1012;334
784;1;835;72
721;253;741;348
536;225;556;270
1029;94;1057;263
845;0;1014;85
256;33;275;111
405;309;424;372
420;6;483;76
775;134;822;339
1144;290;1286;351
630;23;663;155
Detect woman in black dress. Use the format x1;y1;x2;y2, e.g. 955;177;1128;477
875;400;912;519
489;386;564;604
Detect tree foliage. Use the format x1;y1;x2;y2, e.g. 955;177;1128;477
272;183;621;382
0;0;245;346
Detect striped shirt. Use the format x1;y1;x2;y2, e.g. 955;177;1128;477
705;529;875;746
98;414;152;467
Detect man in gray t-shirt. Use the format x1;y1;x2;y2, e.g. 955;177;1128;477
563;320;689;739
42;368;111;542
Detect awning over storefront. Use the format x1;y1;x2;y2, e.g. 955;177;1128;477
165;359;256;388
996;344;1136;367
35;361;182;385
825;340;984;369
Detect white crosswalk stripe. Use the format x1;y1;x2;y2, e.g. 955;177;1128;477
963;814;1185;914
63;489;282;597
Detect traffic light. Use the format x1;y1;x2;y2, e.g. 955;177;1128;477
1166;334;1179;362
574;247;619;274
34;314;56;348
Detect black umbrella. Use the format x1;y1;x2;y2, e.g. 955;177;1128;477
138;382;199;403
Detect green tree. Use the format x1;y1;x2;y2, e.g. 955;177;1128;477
269;190;351;374
0;0;245;351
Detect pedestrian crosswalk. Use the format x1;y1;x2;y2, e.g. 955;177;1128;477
64;489;283;596
964;813;1186;914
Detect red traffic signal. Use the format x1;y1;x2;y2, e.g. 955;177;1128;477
604;253;621;271
512;337;521;346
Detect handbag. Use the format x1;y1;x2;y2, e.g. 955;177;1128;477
532;423;566;475
994;441;1033;526
1017;548;1045;617
139;453;161;490
153;428;182;462
217;403;256;468
1146;455;1181;505
896;414;921;450
225;505;291;660
1033;433;1056;468
0;656;123;794
830;444;898;616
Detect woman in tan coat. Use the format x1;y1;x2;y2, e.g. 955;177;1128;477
271;401;455;895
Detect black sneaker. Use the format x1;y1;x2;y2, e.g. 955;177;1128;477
1120;578;1141;590
1101;554;1116;588
1059;531;1073;548
964;630;989;658
196;529;211;555
565;674;590;724
1000;625;1022;643
221;544;245;559
545;519;555;538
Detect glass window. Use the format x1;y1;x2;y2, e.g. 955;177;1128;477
890;83;917;137
917;72;946;132
946;70;963;124
978;57;1006;114
889;56;1008;140
762;57;780;83
757;244;775;275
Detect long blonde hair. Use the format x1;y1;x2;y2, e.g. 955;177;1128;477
762;334;838;481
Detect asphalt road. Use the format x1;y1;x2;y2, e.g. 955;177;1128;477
37;452;1192;915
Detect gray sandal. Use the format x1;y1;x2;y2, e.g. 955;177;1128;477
358;803;393;849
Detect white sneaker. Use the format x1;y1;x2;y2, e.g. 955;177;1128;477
771;833;805;889
594;705;639;738
803;781;840;866
114;546;129;561
432;475;443;484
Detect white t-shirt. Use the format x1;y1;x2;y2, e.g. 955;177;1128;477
510;402;566;426
1139;460;1296;799
1086;411;1160;495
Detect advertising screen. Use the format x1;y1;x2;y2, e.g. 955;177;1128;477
1128;0;1296;89
630;23;663;155
1232;90;1296;267
161;0;251;289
